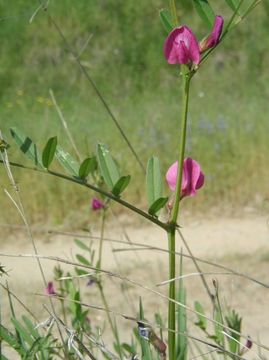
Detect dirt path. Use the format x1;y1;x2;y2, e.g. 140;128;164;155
1;214;269;358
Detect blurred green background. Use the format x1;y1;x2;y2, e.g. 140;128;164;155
0;0;269;225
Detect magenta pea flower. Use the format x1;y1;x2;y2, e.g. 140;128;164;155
164;25;200;65
164;15;224;66
166;157;204;198
91;197;104;211
45;281;56;296
199;15;224;53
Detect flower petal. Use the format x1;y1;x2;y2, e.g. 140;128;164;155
199;15;224;52
166;161;178;191
166;158;204;198
164;26;200;65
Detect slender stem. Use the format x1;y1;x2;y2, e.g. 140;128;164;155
97;208;106;270
0;160;169;231
167;228;176;360
177;229;214;304
97;278;123;358
49;89;82;162
214;286;227;360
167;73;191;360
97;282;116;339
96;208;121;352
171;73;191;224
169;0;178;27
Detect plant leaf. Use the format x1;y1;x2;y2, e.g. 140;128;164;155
148;197;168;216
42;136;57;169
225;0;240;12
160;9;174;33
112;175;131;197
55;146;80;177
75;267;89;276
194;301;207;331
146;156;163;209
214;308;224;344
76;254;91;266
96;143;120;190
10;127;43;169
11;317;33;346
193;0;215;28
74;238;91;252
79;156;97;179
0;324;27;357
22;316;40;339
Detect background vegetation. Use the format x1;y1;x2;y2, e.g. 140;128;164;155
0;0;269;225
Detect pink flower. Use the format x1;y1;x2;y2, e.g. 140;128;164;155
91;197;104;211
164;25;200;65
166;157;204;197
45;281;56;296
199;16;224;53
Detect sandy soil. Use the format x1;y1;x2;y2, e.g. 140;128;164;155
1;214;269;358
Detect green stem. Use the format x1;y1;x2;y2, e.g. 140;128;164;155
97;282;115;337
171;73;191;223
96;207;123;358
97;208;106;270
167;72;191;360
0;160;169;231
167;228;176;360
169;0;178;27
60;298;67;326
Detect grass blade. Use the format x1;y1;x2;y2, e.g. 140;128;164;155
138;298;152;360
0;324;27;357
11;317;33;347
225;0;240;12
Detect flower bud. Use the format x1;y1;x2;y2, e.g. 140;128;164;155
91;197;104;211
199;16;224;53
45;281;56;296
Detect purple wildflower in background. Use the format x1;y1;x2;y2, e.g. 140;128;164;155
86;276;96;287
199;16;224;53
91;197;104;211
166;157;204;197
45;281;56;296
164;26;200;65
245;337;253;349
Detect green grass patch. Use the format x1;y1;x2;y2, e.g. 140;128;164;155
0;0;269;224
